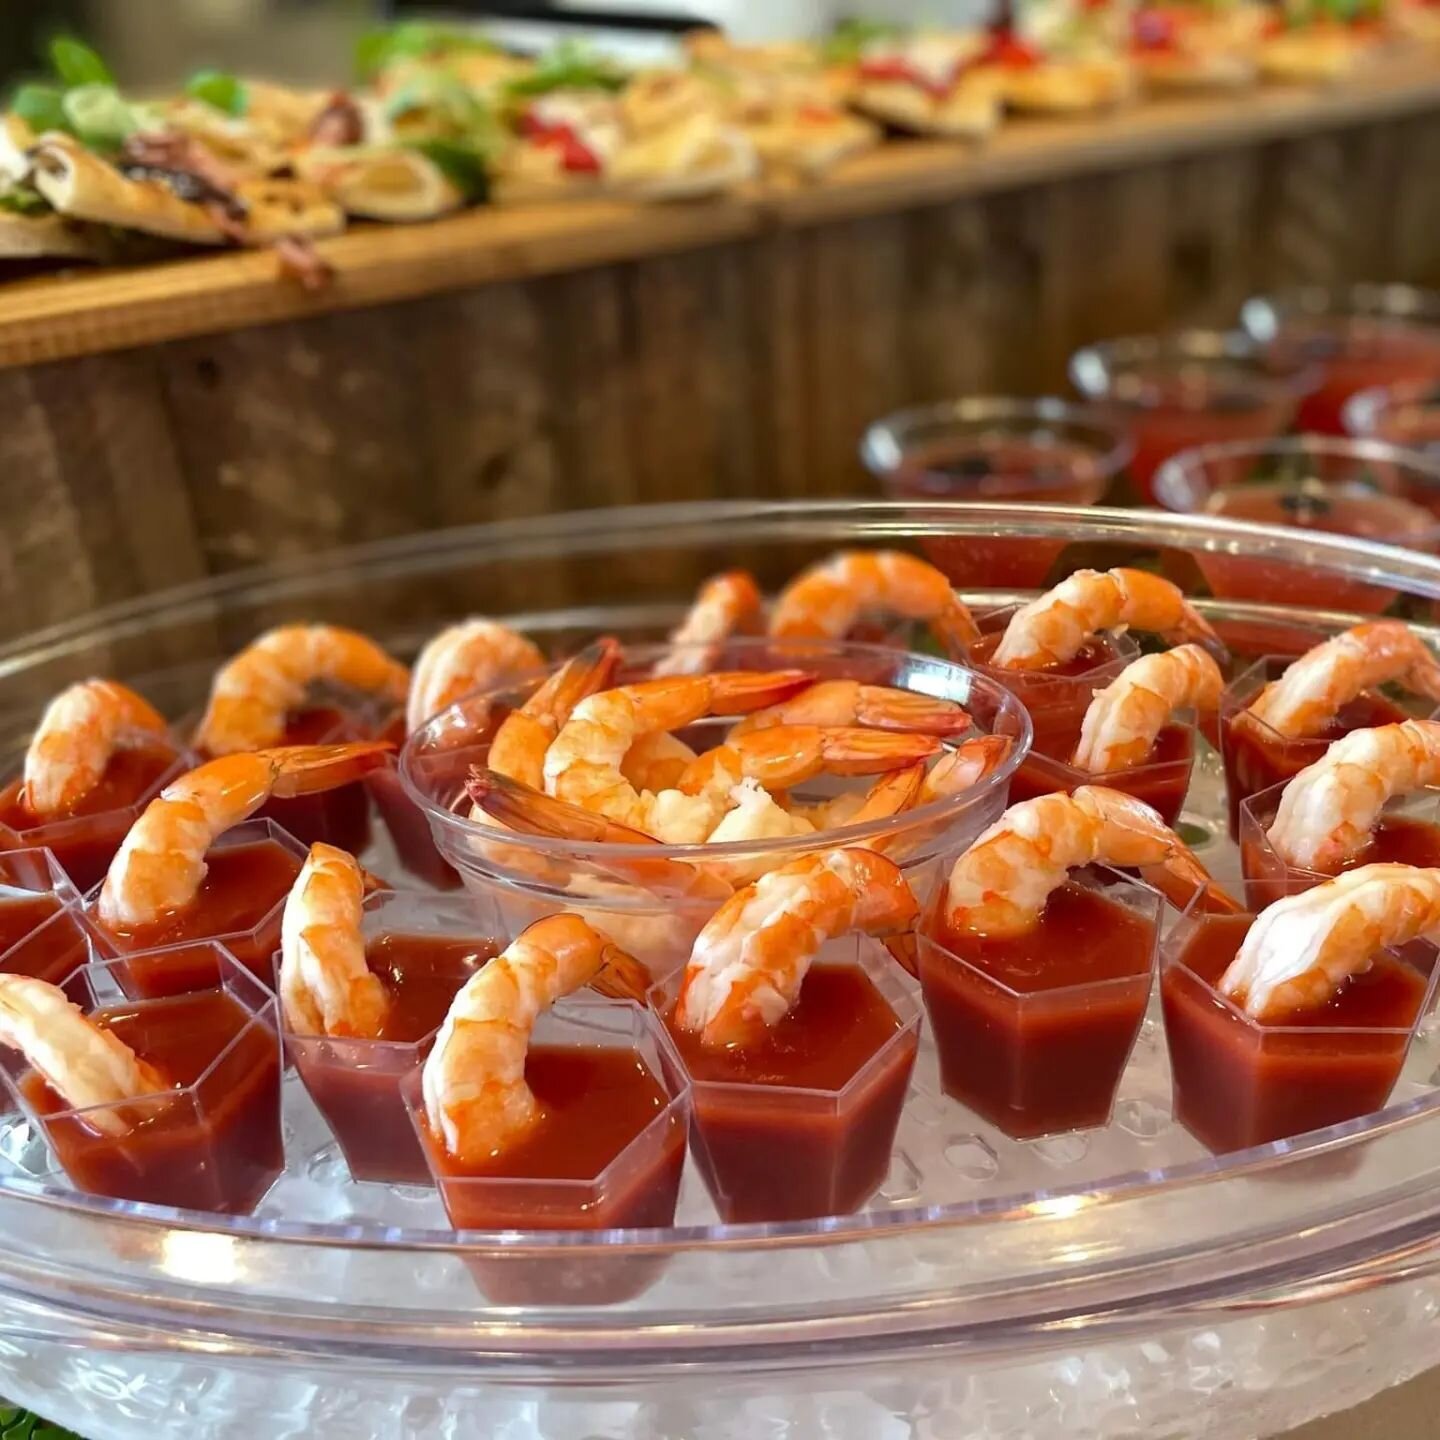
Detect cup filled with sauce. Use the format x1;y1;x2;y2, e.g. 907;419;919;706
1154;437;1440;613
863;397;1129;588
1242;283;1440;436
0;847;91;989
1069;330;1319;504
1344;378;1440;457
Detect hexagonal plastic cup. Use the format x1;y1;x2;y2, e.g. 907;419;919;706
0;944;284;1213
651;935;920;1224
1160;894;1437;1155
916;867;1160;1140
281;887;504;1184
1239;780;1440;910
88;818;307;996
404;998;689;1305
0;848;90;989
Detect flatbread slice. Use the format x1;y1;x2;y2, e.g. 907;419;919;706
28;133;229;244
234;177;346;241
0;211;100;262
1258;27;1375;80
746;110;880;177
853;72;1005;137
294;146;462;221
609;113;756;200
1001;55;1135;112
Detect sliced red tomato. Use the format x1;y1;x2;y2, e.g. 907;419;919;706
980;32;1043;68
857;55;953;98
520;111;602;173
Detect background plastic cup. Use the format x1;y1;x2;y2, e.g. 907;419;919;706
1154;436;1440;612
1344;377;1440;457
863;397;1130;588
1242;283;1440;436
1069;330;1319;503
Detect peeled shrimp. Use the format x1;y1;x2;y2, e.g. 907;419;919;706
542;670;813;843
1219;863;1440;1020
677;725;941;802
421;913;650;1164
97;742;390;931
465;768;731;901
990;569;1221;672
406;620;542;734
1267;719;1440;873
946;785;1236;939
1241;621;1440;741
654;570;763;676
195;624;409;755
731;679;971;738
769;550;980;653
0;974;162;1135
620;731;698;792
1072;644;1223;774
488;638;621;791
21;679;169;820
675;847;918;1049
279;843;390;1039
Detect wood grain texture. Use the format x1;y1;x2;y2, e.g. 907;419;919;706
1;79;1439;651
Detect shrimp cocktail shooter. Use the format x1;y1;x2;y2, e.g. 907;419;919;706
370;618;548;889
278;844;499;1183
968;568;1225;762
0;952;283;1214
1008;644;1223;825
0;680;187;893
919;786;1238;1139
89;743;391;997
1241;720;1440;908
1221;621;1440;838
0;849;89;989
1162;866;1440;1154
654;848;922;1224
193;624;409;854
409;914;687;1239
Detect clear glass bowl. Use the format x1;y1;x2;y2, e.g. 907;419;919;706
6;501;1440;1439
400;639;1031;979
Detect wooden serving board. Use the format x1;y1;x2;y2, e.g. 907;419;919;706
0;56;1438;370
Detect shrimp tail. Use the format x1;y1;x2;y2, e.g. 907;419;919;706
265;741;393;798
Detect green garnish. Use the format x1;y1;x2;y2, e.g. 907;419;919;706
406;137;490;202
60;84;140;154
823;18;903;64
9;83;67;134
48;36;113;89
0;185;50;216
355;21;498;80
503;42;628;99
186;69;247;117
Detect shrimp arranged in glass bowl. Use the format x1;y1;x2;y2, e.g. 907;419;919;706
404;637;1030;978
0;678;188;891
918;786;1235;1138
1162;864;1440;1154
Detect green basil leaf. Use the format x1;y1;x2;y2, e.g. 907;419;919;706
50;36;114;88
407;138;489;202
0;186;51;216
186;69;247;117
9;84;67;135
504;42;627;98
61;84;139;154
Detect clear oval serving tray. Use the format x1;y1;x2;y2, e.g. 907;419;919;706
4;499;1440;1440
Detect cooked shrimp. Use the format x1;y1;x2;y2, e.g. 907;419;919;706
542;670;813;843
946;785;1236;939
1219;863;1440;1020
1267;719;1440;873
0;974;163;1135
421;913;650;1164
21;680;169;820
769;550;980;653
990;569;1221;671
1072;644;1223;773
97;742;391;931
406;620;542;733
620;731;698;792
488;638;621;791
195;624;409;755
677;726;942;801
465;769;731;900
654;570;763;676
730;678;971;738
675;847;918;1048
279;843;390;1039
1241;621;1440;741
